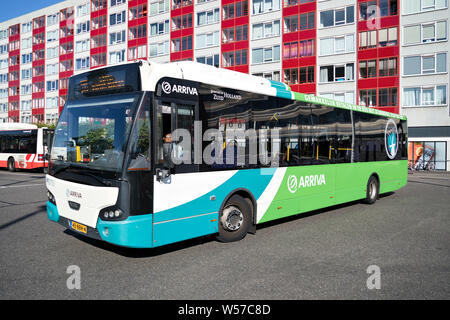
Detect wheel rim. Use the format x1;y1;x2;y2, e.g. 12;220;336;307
221;205;244;231
369;180;377;200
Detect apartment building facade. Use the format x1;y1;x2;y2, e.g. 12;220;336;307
0;0;449;169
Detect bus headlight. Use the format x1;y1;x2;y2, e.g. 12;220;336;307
47;190;56;205
99;207;124;221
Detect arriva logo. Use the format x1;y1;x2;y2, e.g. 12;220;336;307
287;175;298;193
161;81;172;94
385;119;399;160
161;81;198;96
66;188;82;199
287;174;326;193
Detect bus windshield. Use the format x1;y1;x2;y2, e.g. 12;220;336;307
51;92;143;173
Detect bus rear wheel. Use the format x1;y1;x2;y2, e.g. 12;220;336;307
217;195;252;243
7;158;16;172
364;175;379;204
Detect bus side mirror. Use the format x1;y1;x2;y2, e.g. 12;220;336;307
156;168;171;183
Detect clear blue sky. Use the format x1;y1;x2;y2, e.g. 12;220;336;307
0;0;62;23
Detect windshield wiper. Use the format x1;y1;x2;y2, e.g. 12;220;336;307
73;170;113;186
51;163;71;176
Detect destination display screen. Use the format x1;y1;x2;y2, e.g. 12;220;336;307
68;63;141;100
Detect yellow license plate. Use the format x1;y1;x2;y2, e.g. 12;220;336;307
71;221;87;234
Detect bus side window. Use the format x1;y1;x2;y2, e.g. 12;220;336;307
128;96;151;171
172;104;195;173
355;112;385;162
299;104;314;165
310;104;335;165
335;109;353;164
0;136;5;153
156;101;173;169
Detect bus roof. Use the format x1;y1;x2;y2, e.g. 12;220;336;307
0;123;38;130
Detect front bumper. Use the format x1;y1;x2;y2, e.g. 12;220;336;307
47;201;153;248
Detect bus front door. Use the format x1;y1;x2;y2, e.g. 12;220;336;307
152;99;218;247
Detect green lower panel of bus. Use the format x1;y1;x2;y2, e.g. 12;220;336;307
258;160;408;224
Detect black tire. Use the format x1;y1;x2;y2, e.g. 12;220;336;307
216;195;253;243
364;175;379;204
7;158;16;172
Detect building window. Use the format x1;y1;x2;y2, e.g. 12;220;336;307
222;49;248;67
320;6;354;28
404;21;447;45
110;11;126;26
283;39;314;59
109;50;125;65
149;41;169;57
223;1;248;20
47;47;58;59
359;0;398;21
378;27;398;47
284;12;314;33
222;25;248;43
172;35;192;52
404;53;447;76
76;21;90;35
92;0;107;11
359;89;377;106
408;141;447;171
76;57;90;70
46;80;59;92
378;57;398;76
149;0;170;16
76;3;90;17
252;0;280;15
403;85;447;107
197;8;220;26
196;31;220;49
128;25;147;40
172;14;193;31
403;0;448;15
47;30;58;43
76;39;90;52
284;67;314;85
319;63;354;83
46;64;58;75
91;53;106;67
60;59;74;72
129;4;148;20
252;20;280;39
320;92;355;104
252;45;280;64
320;34;354;56
109;30;126;45
253;71;281;82
111;0;127;7
197;54;220;68
47;14;59;26
128;45;147;59
150;20;169;36
378;87;398;106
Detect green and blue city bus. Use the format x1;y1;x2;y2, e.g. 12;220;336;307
46;61;408;248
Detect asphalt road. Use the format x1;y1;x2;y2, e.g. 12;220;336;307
0;169;449;300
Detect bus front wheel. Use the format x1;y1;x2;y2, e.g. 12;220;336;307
364;175;379;204
217;195;252;243
7;158;16;172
